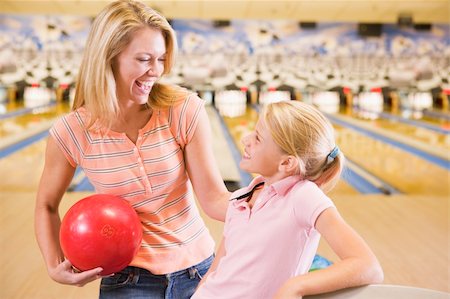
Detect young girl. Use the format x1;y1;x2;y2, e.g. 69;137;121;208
192;101;383;299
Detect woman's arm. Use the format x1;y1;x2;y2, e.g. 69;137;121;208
184;107;230;221
34;137;103;286
274;208;383;298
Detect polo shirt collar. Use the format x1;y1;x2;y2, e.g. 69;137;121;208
230;176;265;201
230;175;302;202
268;175;302;196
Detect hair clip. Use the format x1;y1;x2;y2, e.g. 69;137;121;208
326;146;340;164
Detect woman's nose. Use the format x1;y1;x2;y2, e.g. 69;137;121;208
146;63;155;75
146;59;160;75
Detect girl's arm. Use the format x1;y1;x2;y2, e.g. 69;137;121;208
34;137;103;286
184;107;230;221
274;207;383;299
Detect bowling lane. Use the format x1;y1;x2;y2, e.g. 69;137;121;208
0;102;69;140
205;106;241;182
0;138;47;192
0;101;25;113
334;123;449;196
342;109;450;152
220;106;359;195
1;191;100;299
409;108;450;126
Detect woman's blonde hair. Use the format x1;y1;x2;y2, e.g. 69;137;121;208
73;0;189;128
262;101;344;193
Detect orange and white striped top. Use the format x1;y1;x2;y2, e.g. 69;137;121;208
50;95;215;274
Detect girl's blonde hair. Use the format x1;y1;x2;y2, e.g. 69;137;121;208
73;0;189;128
262;101;344;193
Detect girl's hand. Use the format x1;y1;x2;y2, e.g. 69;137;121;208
48;259;104;287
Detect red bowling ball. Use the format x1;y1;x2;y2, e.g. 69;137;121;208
60;194;142;275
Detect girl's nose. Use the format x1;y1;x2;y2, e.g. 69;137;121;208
241;133;250;146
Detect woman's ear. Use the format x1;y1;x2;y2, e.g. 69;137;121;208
279;155;299;175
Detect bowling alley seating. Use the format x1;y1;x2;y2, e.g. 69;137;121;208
304;284;450;299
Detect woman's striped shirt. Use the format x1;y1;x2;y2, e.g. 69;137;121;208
50;95;215;274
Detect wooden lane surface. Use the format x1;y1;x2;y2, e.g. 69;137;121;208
205;106;241;182
1;192;448;298
368;116;449;152
0;139;47;192
335;124;450;196
1;192;100;299
0;101;25;113
0;103;69;139
344;109;450;152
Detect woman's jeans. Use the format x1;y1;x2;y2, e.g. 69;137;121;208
99;255;213;299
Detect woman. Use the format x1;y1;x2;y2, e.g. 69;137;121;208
34;1;229;298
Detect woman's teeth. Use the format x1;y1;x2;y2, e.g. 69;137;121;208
136;81;152;92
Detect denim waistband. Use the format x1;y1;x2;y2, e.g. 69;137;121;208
117;254;214;278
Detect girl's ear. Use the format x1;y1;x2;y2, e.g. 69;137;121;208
279;155;299;175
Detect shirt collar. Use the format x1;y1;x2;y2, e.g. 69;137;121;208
264;175;302;197
230;175;302;201
230;176;265;201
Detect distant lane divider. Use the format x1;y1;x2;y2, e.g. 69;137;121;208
0;130;49;159
0;102;57;120
344;159;400;195
0;119;54;151
377;111;450;135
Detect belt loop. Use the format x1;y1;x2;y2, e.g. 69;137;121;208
130;267;139;285
188;267;196;279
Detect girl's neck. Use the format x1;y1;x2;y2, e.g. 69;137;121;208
261;172;291;187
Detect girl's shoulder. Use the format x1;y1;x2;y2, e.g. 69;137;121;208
291;180;325;196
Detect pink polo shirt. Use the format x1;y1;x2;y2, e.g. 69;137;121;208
192;175;335;299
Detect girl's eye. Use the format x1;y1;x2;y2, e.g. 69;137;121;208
138;58;150;62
